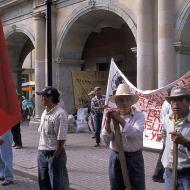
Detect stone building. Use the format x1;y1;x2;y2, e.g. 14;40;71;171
1;0;190;116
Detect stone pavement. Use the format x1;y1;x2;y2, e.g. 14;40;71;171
7;121;164;190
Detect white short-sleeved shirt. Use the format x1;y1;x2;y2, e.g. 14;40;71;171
38;105;68;151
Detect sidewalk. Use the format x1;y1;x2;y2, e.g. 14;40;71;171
11;121;164;190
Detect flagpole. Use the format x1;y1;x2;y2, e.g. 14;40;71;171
46;0;52;86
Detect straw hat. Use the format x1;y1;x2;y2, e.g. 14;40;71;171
165;86;190;102
109;84;139;105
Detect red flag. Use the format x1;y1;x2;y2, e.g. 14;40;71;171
0;20;22;135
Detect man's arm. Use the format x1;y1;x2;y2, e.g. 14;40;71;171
54;140;65;158
0;133;7;145
0;137;4;145
54;111;68;157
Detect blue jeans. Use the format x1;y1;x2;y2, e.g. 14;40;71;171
164;168;190;190
38;150;69;190
109;150;145;190
0;131;13;181
94;113;103;144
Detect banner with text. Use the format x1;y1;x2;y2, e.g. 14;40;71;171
72;71;108;108
106;59;190;150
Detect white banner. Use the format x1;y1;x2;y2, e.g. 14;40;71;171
106;59;190;150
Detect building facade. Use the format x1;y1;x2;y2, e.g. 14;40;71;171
1;0;190;115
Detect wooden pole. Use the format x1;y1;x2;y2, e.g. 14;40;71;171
172;142;178;190
114;126;131;190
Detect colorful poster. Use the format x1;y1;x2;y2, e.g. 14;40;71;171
106;59;190;150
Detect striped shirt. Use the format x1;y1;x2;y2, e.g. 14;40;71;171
38;105;68;151
161;113;190;169
101;109;145;152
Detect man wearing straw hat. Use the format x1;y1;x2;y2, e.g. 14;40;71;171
101;84;145;190
161;86;190;190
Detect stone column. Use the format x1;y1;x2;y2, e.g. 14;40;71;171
57;58;83;113
137;0;154;90
158;0;176;88
34;13;46;119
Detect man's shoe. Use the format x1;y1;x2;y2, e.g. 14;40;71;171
152;177;164;183
94;143;100;147
12;144;16;147
0;177;4;181
15;146;23;149
91;136;95;139
1;180;14;186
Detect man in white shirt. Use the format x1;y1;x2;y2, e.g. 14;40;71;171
36;86;69;190
101;84;145;190
161;87;190;190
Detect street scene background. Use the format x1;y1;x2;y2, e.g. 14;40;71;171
6;121;164;190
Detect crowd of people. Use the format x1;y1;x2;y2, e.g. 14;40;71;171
0;84;190;190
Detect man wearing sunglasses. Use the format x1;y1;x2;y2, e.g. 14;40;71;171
161;86;190;190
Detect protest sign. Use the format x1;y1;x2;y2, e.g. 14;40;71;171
72;71;108;108
106;59;190;150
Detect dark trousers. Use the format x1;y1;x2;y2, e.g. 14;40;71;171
109;150;145;190
11;123;22;146
94;113;103;144
38;150;69;190
152;144;165;180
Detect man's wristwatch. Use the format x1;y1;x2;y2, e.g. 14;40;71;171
182;141;190;150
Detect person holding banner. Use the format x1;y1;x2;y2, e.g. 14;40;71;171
152;95;172;183
101;84;145;190
161;86;190;190
91;87;105;147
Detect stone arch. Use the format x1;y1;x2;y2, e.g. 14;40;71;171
4;23;35;45
175;0;190;78
175;0;190;42
56;0;136;58
4;24;35;90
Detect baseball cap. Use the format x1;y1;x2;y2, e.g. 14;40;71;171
88;91;95;96
36;86;60;97
94;86;101;92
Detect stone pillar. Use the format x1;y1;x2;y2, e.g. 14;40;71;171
12;68;21;91
158;0;176;88
57;58;83;113
137;0;154;90
34;13;46;119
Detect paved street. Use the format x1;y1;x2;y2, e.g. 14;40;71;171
7;121;164;190
0;175;38;190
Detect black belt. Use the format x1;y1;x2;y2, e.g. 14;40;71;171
39;150;55;156
168;168;190;175
124;150;142;157
177;168;190;175
95;112;103;115
113;149;142;157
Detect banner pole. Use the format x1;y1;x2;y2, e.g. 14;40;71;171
114;126;131;190
172;142;178;190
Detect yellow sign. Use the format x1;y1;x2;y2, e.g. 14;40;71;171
72;71;108;108
21;86;34;91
